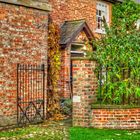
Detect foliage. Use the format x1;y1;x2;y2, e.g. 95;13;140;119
70;127;140;140
90;0;140;104
47;20;61;118
61;98;72;116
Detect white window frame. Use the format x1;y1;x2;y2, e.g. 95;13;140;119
136;19;140;29
95;1;109;34
71;43;87;57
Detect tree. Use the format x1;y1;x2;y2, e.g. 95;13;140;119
90;0;140;104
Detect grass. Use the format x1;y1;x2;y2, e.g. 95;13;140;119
1;125;140;140
0;124;67;140
70;127;140;140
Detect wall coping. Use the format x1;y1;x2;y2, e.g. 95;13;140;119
71;57;95;61
0;0;52;11
92;104;140;109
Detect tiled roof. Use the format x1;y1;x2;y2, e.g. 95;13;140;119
60;20;85;45
60;20;94;48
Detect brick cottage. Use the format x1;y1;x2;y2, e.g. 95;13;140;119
49;0;113;98
0;0;140;129
49;0;140;129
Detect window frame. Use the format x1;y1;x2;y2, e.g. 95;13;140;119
95;1;109;34
71;43;86;58
136;19;140;29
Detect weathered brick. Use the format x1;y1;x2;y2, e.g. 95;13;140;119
72;59;97;127
91;108;140;129
0;2;48;127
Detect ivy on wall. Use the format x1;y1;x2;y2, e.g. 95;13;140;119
47;19;61;118
90;0;140;104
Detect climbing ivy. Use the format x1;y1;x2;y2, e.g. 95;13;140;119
47;20;61;118
90;0;140;104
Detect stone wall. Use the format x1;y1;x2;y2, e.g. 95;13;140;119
0;1;50;127
0;0;51;11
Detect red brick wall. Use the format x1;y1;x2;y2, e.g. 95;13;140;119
72;59;97;127
91;108;140;129
49;0;112;98
60;47;72;98
71;60;140;129
49;0;112;36
0;2;48;127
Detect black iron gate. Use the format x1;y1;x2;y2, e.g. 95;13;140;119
17;64;45;126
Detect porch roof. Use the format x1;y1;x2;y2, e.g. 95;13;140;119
60;19;94;48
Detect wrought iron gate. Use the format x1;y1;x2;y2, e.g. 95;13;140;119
17;64;45;126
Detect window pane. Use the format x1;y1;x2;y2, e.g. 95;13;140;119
96;10;98;15
96;17;98;22
98;17;101;22
99;10;101;16
98;22;101;29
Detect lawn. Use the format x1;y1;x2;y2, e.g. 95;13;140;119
0;124;68;140
70;127;140;140
0;125;140;140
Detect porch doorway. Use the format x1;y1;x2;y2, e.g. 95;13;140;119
59;19;94;99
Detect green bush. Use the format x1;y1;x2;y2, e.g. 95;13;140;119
89;0;140;104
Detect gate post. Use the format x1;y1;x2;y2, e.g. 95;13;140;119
72;59;97;127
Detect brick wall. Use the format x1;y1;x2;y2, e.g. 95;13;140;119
91;108;140;129
49;0;112;36
49;0;112;98
72;59;97;127
60;47;72;98
0;2;49;127
71;60;140;129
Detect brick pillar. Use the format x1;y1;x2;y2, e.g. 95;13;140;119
60;47;71;98
72;59;97;127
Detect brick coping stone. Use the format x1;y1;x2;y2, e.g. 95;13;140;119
92;104;140;109
71;57;95;60
0;0;52;11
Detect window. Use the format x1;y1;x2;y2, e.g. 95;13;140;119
71;43;86;58
96;2;109;33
